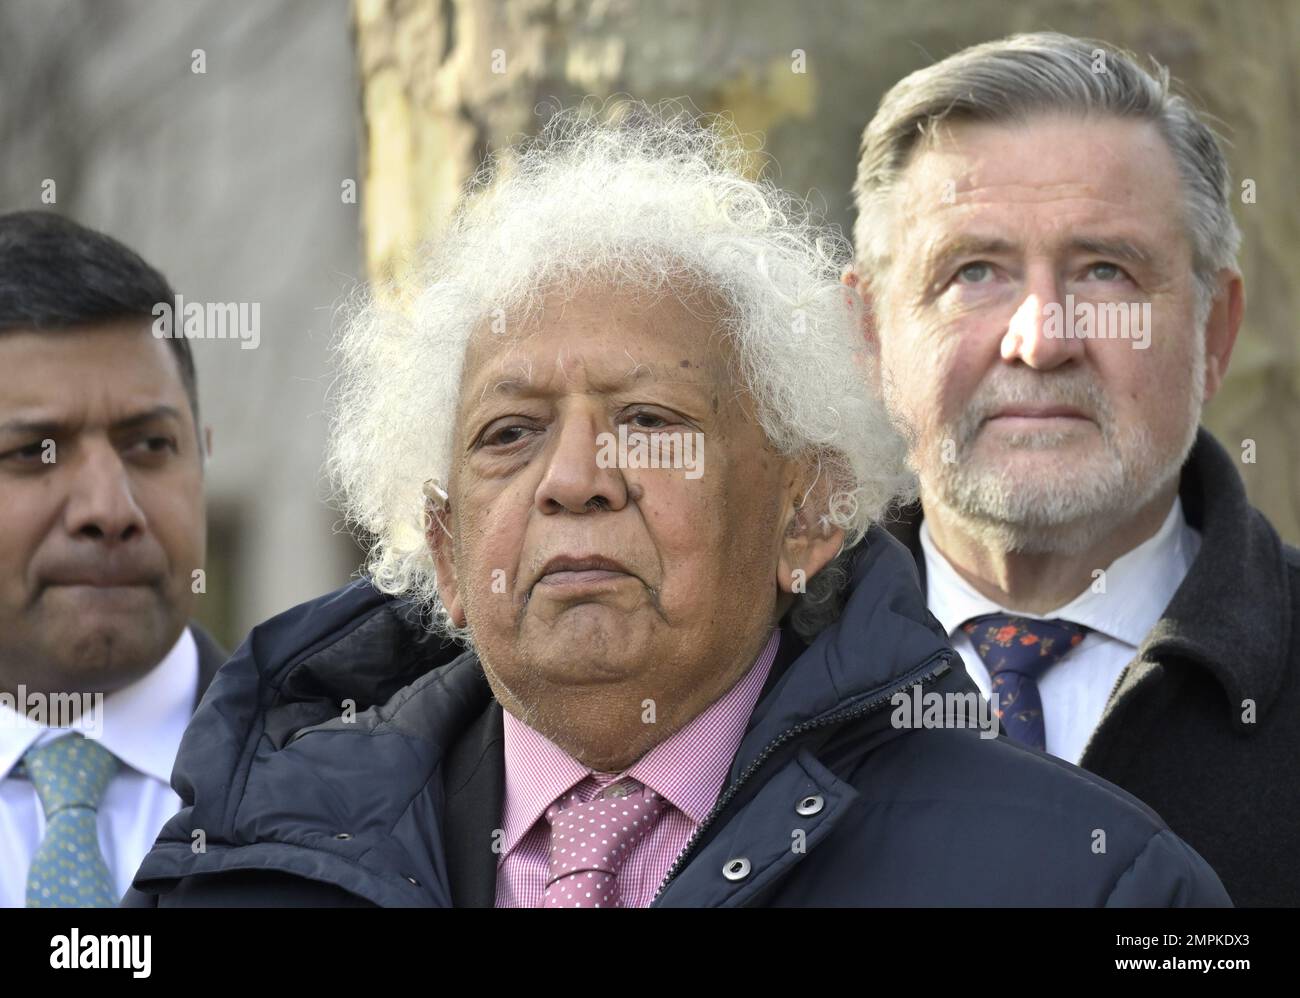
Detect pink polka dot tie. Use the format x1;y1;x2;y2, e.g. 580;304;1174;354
542;779;667;908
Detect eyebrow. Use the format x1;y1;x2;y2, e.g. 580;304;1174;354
922;235;1017;285
923;233;1157;286
476;362;703;402
1068;236;1154;266
0;404;185;437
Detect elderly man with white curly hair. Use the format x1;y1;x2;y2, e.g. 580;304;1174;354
125;103;1227;907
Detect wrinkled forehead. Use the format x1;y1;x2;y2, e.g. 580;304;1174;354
456;282;742;411
0;322;193;426
895;114;1187;243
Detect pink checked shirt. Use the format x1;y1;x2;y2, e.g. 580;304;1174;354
494;627;780;907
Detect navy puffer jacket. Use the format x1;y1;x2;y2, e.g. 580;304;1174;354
125;528;1229;907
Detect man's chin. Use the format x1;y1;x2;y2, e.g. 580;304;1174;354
957;430;1113;486
20;636;163;697
27;596;177;690
522;638;652;688
970;419;1101;455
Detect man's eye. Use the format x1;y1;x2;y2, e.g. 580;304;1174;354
482;424;532;447
6;441;48;462
1086;262;1125;282
128;436;178;456
627;412;670;430
954;262;995;285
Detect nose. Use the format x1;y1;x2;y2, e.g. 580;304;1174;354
1001;270;1085;370
534;409;630;514
63;440;147;543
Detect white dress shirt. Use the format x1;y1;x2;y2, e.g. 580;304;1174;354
920;497;1201;764
0;627;198;906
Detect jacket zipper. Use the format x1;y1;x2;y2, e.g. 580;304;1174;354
650;649;955;904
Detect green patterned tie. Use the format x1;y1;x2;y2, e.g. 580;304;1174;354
18;733;120;907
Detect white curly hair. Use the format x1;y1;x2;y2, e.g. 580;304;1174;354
328;99;914;641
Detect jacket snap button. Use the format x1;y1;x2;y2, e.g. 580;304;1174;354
795;794;824;816
334;832;352;840
722;858;751;881
407;876;420;886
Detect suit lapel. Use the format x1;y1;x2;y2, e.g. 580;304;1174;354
189;623;229;712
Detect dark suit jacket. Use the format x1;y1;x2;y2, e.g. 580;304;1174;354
885;427;1300;906
190;622;228;711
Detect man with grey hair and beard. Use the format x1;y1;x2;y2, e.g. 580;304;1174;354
845;32;1300;906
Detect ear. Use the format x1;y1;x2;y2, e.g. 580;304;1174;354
1202;269;1245;404
842;267;882;394
776;459;847;598
203;424;214;460
424;487;467;628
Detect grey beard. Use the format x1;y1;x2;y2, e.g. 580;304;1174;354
924;411;1198;555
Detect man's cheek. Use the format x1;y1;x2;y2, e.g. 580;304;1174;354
468;551;518;614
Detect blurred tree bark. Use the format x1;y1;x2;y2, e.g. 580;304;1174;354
352;0;1298;543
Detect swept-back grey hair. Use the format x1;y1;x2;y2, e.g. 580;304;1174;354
852;31;1241;318
329;100;913;642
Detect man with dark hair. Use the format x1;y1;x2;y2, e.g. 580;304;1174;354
0;210;226;907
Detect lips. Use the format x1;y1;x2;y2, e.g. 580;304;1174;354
533;554;635;592
44;570;159;588
41;557;163;590
39;577;159;613
48;573;156;586
988;405;1088;420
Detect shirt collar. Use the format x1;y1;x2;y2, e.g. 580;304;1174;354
921;496;1200;648
0;626;199;784
498;627;780;857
